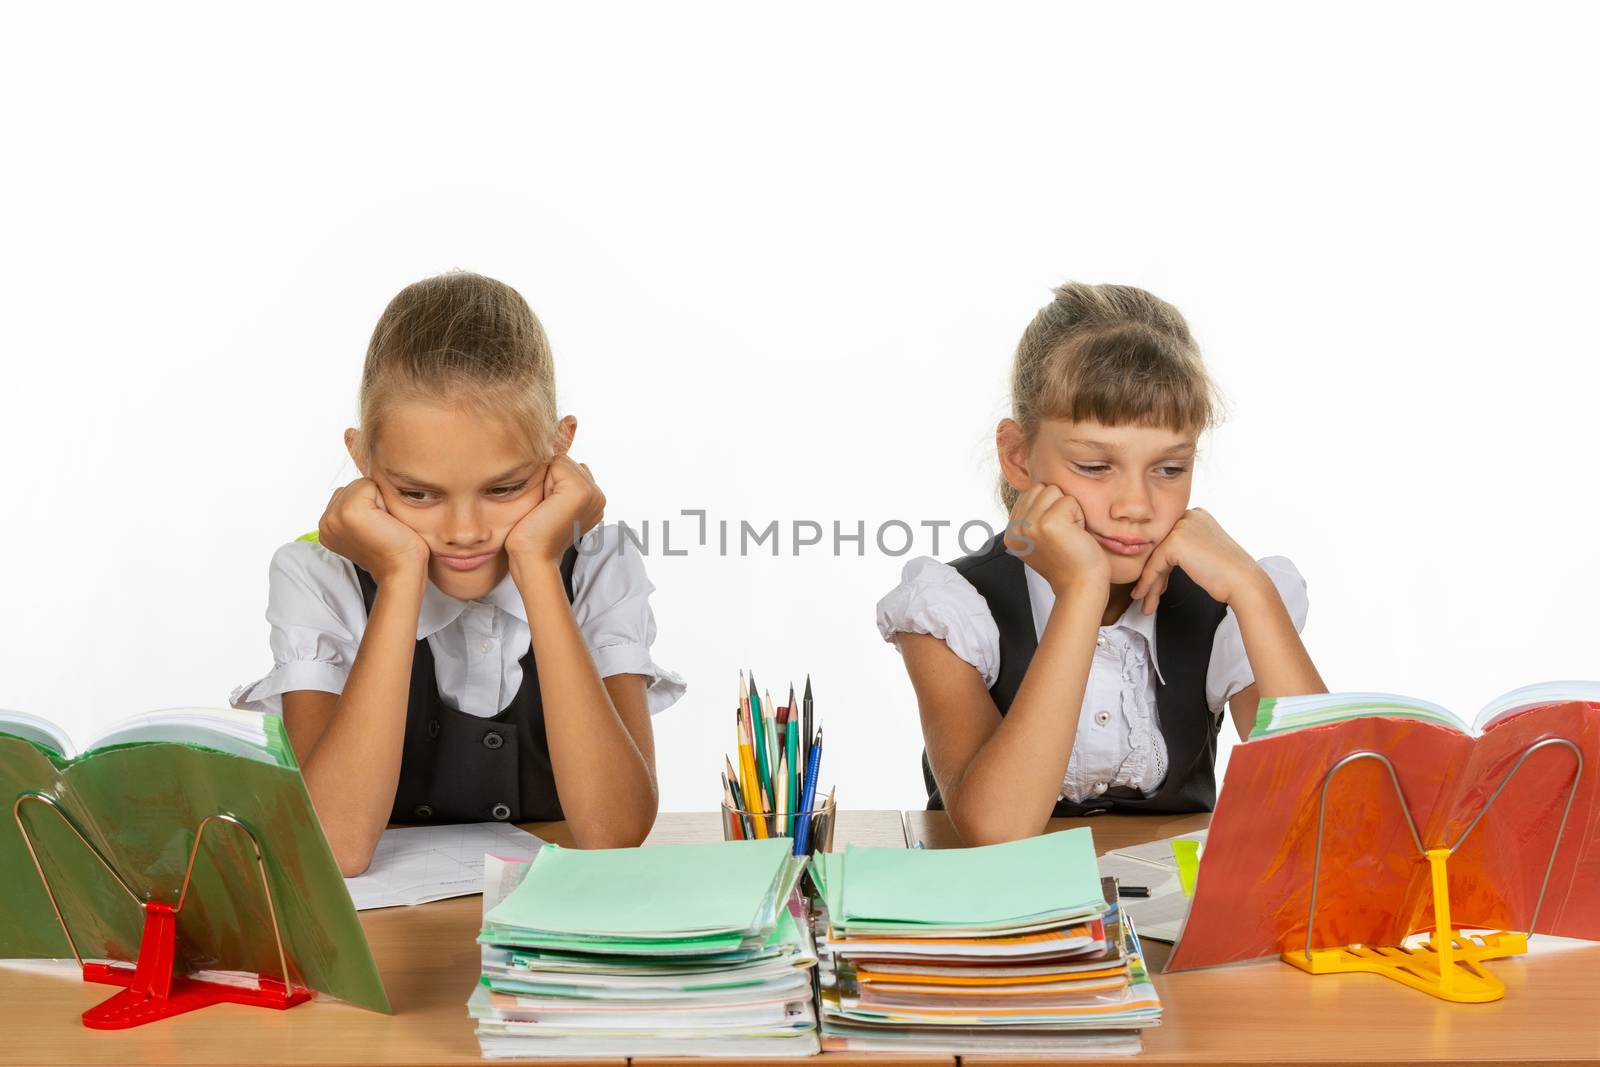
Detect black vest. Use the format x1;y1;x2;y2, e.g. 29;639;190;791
355;546;579;825
921;533;1228;816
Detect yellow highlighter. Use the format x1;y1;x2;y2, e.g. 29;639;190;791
1172;839;1201;897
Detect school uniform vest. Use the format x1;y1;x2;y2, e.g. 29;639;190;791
354;546;580;825
921;533;1228;816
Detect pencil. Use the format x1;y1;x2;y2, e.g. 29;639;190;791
726;754;754;838
784;695;799;826
721;772;743;839
774;704;787;832
787;682;799;774
734;705;751;801
794;725;824;856
802;675;814;782
728;773;755;840
776;748;789;836
736;703;767;839
749;672;771;803
821;783;835;849
763;687;779;806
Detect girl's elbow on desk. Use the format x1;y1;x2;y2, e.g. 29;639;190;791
331;835;379;878
947;796;1048;847
954;820;1048;848
566;792;660;850
568;815;656;850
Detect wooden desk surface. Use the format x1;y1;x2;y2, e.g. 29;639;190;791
906;809;1600;1065
0;811;910;1067
14;808;1594;1066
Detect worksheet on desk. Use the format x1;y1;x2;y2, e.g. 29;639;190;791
344;823;546;910
1100;829;1207;943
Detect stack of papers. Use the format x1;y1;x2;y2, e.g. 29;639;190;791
469;838;820;1058
812;829;1161;1056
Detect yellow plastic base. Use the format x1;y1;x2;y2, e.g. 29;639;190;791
1281;848;1528;1003
1281;930;1527;1003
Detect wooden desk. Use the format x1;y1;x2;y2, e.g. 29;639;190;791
0;811;910;1067
907;809;1600;1065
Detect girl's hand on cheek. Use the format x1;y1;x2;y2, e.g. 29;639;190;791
505;456;606;570
318;478;430;583
1003;483;1110;599
1131;507;1263;615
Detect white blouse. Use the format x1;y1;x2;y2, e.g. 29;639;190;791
231;522;686;719
875;554;1309;804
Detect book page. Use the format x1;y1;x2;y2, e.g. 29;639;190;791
0;710;74;758
345;822;545;910
1473;680;1600;733
85;706;277;763
1254;692;1469;739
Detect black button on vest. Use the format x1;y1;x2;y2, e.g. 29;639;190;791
921;533;1227;817
355;546;580;825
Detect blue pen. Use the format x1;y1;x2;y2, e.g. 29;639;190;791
793;727;823;856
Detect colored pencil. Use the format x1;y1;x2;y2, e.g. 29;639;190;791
785;692;799;827
803;676;814;781
736;699;767;839
720;772;743;839
725;754;754;838
763;687;779;807
776;748;789;836
774;705;789;833
749;672;772;803
794;726;824;856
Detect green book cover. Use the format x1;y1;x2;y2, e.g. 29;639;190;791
484;837;793;939
838;828;1105;928
0;709;390;1013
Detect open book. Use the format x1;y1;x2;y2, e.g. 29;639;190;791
0;706;388;1013
1250;681;1600;739
0;706;296;766
1169;682;1600;971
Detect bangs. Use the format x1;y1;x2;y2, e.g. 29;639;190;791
1038;326;1213;435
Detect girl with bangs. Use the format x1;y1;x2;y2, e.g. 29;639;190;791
877;283;1326;845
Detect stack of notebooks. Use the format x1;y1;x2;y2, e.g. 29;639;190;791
812;829;1161;1056
469;837;821;1058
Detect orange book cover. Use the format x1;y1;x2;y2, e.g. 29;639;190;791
1167;694;1600;971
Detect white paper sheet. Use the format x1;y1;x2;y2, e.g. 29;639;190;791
344;823;545;910
1101;829;1208;942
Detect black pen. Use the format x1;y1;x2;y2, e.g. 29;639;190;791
1119;885;1150;898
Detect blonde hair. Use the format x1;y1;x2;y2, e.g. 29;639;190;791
1000;282;1218;509
352;271;560;467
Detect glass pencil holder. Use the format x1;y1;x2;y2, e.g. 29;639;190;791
720;794;836;856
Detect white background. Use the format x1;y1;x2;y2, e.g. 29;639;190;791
2;2;1596;813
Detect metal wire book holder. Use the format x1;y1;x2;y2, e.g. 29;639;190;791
13;792;313;1029
1282;738;1584;1003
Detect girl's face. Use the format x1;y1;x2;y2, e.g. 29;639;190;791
1000;417;1196;587
353;400;573;601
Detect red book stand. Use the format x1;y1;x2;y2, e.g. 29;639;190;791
14;795;314;1029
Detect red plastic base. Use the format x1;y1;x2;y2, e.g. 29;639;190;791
78;901;312;1030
